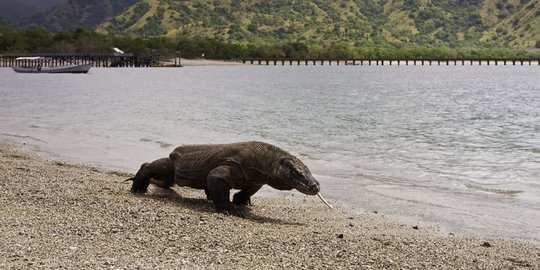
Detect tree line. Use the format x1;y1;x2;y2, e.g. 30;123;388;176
1;27;539;60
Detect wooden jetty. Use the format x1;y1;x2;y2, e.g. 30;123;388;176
241;58;540;66
2;54;539;67
0;54;161;68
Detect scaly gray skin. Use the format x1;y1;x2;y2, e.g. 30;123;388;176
129;141;320;217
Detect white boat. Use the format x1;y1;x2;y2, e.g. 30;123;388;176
11;57;92;73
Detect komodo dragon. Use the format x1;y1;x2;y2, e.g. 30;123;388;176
129;141;330;217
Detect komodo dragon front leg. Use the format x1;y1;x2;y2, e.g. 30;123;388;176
232;184;263;206
207;165;251;217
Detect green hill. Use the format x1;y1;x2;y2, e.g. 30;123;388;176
13;0;540;49
96;0;377;47
93;0;540;48
479;0;540;47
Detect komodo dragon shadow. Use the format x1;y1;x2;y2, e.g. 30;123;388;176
139;187;305;225
127;141;321;218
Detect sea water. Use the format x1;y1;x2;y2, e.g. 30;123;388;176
1;66;539;242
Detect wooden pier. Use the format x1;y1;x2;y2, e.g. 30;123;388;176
3;55;539;67
241;58;540;66
0;54;160;68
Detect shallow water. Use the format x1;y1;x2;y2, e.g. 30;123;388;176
1;66;539;242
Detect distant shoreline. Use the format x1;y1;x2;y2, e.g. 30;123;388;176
1;141;539;269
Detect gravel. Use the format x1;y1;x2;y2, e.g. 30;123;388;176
1;142;539;269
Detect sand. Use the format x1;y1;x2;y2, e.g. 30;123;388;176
166;58;246;67
1;142;539;269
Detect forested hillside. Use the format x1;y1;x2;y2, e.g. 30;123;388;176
5;0;540;50
93;0;540;48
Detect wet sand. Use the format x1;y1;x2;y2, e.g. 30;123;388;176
1;142;538;269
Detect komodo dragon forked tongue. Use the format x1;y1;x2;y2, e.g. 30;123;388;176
317;193;333;209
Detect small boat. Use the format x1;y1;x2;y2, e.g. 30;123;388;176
11;57;92;74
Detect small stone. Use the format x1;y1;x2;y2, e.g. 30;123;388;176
337;234;344;239
412;226;419;230
481;241;491;247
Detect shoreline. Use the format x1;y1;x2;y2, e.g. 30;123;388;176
168;58;246;66
1;141;539;269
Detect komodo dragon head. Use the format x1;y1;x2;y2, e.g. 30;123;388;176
271;156;320;195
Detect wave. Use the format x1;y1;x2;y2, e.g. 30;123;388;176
139;137;173;149
464;183;523;196
0;132;47;143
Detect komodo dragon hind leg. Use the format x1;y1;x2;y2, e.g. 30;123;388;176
207;166;249;217
131;158;175;193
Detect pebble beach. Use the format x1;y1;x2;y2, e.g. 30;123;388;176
1;142;539;269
